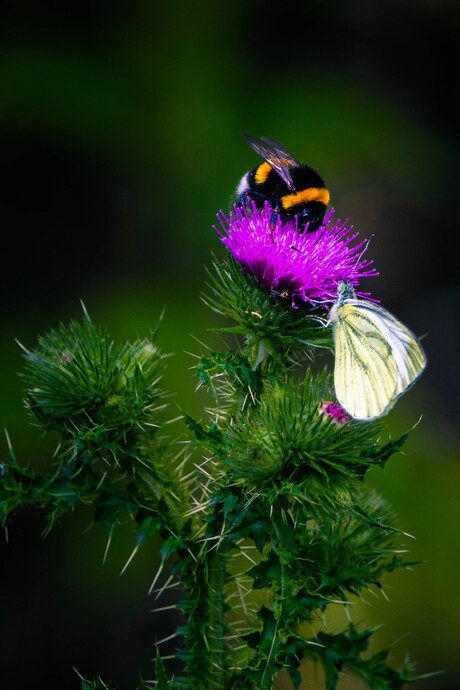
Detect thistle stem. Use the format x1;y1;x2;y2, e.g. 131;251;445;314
208;543;231;688
181;505;232;689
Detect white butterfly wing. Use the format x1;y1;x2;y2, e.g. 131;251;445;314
333;299;426;420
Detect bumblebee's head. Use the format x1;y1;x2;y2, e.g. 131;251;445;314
297;202;326;232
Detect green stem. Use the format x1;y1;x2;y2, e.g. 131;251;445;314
262;509;286;689
208;543;231;688
260;560;284;690
181;509;232;689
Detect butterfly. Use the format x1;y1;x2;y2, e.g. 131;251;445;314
329;281;426;420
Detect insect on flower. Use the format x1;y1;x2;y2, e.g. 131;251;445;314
235;133;330;233
329;281;426;420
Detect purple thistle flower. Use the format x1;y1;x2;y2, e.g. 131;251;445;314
215;204;377;307
320;400;350;426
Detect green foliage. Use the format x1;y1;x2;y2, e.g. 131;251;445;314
80;679;114;690
183;281;420;687
2;310;190;547
196;349;263;409
188;369;409;522
20;307;165;443
311;626;417;689
1;263;422;688
154;650;179;689
80;676;158;690
204;255;332;368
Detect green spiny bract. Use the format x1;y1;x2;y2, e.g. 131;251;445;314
196;349;264;411
20;310;165;448
3;311;190;546
188;370;408;516
204;255;332;368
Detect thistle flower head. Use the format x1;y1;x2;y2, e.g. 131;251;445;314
320;400;350;426
215;204;377;306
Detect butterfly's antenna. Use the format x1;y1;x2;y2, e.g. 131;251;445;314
354;234;374;270
312;277;338;306
311;237;373;310
312;295;333;306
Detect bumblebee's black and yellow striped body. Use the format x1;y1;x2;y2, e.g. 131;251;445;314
236;133;329;233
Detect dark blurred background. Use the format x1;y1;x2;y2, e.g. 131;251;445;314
1;1;459;688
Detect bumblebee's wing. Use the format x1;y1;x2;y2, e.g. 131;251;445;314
242;133;299;189
333;301;426;420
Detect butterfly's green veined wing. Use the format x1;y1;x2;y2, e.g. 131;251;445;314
333;300;426;420
351;300;427;395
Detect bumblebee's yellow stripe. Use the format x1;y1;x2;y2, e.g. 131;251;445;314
281;187;330;209
254;162;272;185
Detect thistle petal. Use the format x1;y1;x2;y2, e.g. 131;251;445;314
215;204;377;306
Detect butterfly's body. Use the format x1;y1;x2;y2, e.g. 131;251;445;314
330;282;426;420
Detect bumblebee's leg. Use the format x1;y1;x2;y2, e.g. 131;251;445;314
269;211;278;229
269;211;278;241
235;191;278;241
239;189;267;206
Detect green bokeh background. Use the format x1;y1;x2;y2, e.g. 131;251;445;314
1;2;459;688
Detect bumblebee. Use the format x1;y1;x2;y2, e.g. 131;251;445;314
235;133;329;233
